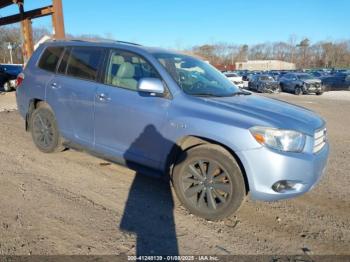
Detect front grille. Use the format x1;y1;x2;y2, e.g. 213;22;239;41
313;127;327;153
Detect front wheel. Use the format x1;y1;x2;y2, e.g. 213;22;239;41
295;86;303;95
172;144;246;221
30;104;65;153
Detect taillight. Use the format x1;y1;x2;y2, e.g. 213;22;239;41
16;73;24;87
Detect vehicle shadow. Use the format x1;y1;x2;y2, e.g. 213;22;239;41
120;125;183;256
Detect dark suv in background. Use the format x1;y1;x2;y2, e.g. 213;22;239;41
0;64;23;92
279;73;324;95
321;72;350;91
248;74;280;93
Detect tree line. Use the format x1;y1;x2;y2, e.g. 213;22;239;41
187;36;350;69
0;25;103;64
1;25;350;69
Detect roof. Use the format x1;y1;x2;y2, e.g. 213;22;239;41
41;38;182;56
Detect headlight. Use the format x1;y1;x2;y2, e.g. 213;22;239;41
250;126;306;152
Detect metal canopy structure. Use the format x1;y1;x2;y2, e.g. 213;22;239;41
0;0;65;60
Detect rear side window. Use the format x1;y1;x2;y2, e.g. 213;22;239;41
66;47;103;81
38;47;64;72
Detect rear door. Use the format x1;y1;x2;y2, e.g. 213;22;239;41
46;46;105;147
94;49;171;169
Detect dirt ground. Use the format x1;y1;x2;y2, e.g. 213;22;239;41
0;90;349;256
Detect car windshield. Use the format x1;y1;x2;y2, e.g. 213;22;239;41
225;73;238;77
154;53;240;97
298;74;313;80
260;75;274;81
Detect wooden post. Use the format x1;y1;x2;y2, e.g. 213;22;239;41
18;1;33;62
21;19;34;60
52;0;65;39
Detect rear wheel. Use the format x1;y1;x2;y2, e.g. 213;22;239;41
172;144;246;221
280;83;285;92
256;84;262;92
30;104;65;153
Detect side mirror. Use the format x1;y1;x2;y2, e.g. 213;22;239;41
137;78;165;96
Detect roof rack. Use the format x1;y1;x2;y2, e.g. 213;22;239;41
61;38;141;46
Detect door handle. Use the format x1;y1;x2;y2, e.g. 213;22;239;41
96;93;111;102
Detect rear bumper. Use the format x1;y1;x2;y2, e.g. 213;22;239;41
16;88;27;119
237;143;329;201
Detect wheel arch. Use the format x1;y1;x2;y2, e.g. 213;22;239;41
166;135;249;194
26;99;49;131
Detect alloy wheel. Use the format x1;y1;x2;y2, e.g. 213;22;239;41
181;159;232;211
32;113;55;149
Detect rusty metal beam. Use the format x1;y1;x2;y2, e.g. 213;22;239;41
0;0;18;9
0;5;54;26
52;0;65;39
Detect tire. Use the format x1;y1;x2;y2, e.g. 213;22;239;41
295;86;302;95
3;82;12;92
256;84;261;92
316;91;323;95
280;83;284;92
30;103;65;153
172;144;246;221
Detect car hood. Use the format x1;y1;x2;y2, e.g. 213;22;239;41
261;80;279;85
200;95;324;136
303;79;321;84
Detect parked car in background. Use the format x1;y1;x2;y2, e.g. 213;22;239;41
310;71;329;79
0;64;23;92
249;74;281;93
279;73;324;95
224;72;244;88
321;72;350;91
16;40;329;220
268;71;282;81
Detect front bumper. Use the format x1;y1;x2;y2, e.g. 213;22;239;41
233;81;244;88
237;143;329;201
262;85;280;93
304;84;324;93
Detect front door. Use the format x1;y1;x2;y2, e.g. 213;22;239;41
94;49;171;169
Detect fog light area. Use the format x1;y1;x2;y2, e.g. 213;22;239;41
272;180;303;193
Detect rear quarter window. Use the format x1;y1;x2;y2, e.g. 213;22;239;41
38;47;64;72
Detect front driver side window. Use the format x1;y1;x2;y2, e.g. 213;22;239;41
105;50;160;91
